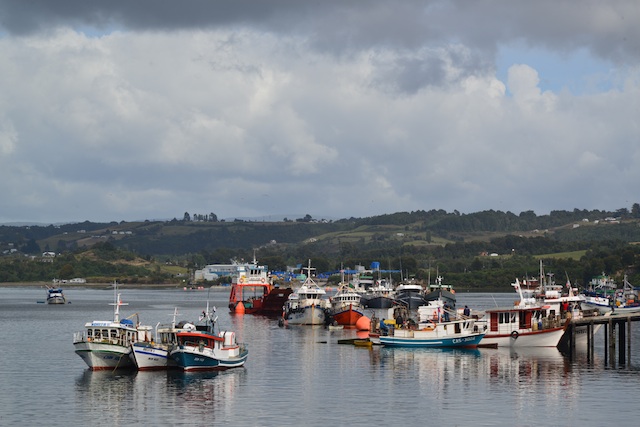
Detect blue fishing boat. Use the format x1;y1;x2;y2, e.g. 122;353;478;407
169;302;248;371
379;301;485;348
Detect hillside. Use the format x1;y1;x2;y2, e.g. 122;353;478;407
2;208;640;287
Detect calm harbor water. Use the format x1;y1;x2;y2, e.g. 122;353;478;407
1;286;639;426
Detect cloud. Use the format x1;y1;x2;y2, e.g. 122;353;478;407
0;1;638;223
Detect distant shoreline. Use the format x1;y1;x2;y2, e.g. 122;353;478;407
0;281;226;290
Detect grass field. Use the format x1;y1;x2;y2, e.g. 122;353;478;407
534;250;586;260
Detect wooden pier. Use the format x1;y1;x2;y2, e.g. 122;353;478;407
560;313;640;366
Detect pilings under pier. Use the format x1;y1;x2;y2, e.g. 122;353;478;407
560;313;640;367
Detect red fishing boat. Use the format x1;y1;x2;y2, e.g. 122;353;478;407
228;260;292;316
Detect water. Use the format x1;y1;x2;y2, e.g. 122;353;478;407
1;286;639;426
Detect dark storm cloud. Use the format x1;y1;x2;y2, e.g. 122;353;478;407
1;0;638;63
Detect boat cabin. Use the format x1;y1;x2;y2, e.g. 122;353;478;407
487;306;557;333
85;320;147;346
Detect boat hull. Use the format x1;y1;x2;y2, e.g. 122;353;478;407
73;341;135;370
170;347;248;371
611;306;640;315
581;300;612;315
361;296;394;309
131;343;172;370
394;295;427;309
285;305;327;325
229;287;293;316
380;332;485;348
330;305;364;326
480;327;565;348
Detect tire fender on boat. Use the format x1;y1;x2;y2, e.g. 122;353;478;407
511;330;519;340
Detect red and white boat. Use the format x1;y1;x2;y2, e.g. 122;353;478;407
329;283;364;326
479;278;567;348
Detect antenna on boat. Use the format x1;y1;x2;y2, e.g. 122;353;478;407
109;281;127;322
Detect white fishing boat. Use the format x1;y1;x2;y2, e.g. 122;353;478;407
610;275;640;315
581;273;617;314
170;303;248;371
131;308;197;371
478;279;566;348
73;286;151;370
282;260;330;325
46;286;66;304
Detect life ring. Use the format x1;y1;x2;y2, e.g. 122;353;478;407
261;277;265;283
239;276;245;283
511;330;519;339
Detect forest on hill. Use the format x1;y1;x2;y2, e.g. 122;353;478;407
1;205;640;290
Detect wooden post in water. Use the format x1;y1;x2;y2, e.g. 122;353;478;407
608;318;615;367
603;321;608;364
627;317;632;366
586;321;594;363
618;318;626;365
569;321;576;360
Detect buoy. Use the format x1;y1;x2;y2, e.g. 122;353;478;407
235;302;246;315
355;316;371;331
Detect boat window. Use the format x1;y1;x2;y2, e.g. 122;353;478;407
87;329;93;338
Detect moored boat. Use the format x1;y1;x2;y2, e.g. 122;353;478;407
328;283;364;326
379;301;485;348
393;280;427;309
131;308;197;371
46;286;66;304
423;276;456;309
580;273;640;315
73;286;151;370
360;278;395;309
282;260;331;325
478;278;566;348
170;303;248;371
580;272;617;314
228;258;293;316
610;275;640;315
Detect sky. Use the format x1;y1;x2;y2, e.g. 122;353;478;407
0;1;639;224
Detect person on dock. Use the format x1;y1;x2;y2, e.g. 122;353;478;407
395;313;404;329
379;318;389;335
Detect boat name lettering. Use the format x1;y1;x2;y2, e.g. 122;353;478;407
452;337;477;344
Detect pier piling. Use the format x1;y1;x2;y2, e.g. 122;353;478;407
561;313;639;367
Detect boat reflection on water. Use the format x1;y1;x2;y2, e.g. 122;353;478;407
376;347;481;379
368;345;586;402
75;368;246;424
166;369;247;413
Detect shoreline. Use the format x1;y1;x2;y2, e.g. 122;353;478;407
0;281;230;290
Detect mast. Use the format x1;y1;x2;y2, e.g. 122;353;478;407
109;281;127;322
